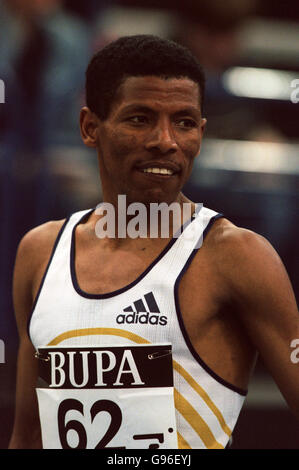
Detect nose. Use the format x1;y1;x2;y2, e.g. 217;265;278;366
145;119;178;154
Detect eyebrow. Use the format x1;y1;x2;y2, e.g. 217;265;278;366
173;107;201;120
119;104;201;120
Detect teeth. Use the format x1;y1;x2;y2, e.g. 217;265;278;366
143;167;174;175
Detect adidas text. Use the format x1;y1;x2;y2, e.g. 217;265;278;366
116;312;167;326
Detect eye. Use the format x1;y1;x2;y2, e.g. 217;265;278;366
176;118;198;129
127;115;149;125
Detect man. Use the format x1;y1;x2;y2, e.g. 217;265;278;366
9;35;299;449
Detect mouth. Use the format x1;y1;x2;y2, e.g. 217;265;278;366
142;167;174;176
134;162;180;178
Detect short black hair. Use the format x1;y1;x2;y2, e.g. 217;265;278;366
85;34;205;120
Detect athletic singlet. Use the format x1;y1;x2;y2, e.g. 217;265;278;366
28;205;247;449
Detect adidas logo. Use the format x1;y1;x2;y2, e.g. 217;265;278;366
116;292;167;326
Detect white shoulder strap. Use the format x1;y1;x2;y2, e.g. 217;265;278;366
146;205;222;283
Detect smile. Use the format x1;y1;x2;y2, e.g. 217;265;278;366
142;167;174;175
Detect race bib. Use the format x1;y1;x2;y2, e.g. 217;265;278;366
35;343;178;449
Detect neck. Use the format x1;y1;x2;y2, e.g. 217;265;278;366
93;192;197;244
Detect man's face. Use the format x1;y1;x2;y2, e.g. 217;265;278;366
93;76;206;205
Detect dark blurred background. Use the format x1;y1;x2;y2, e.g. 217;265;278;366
0;0;298;449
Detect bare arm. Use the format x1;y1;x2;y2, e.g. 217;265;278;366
225;228;299;418
9;221;65;448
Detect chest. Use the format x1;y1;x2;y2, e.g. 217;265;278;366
74;241;224;325
75;247;154;294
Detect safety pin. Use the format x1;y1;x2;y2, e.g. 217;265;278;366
34;351;50;362
148;349;171;360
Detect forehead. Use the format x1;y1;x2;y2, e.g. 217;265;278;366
112;76;201;114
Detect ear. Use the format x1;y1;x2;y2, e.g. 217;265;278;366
200;117;207;139
195;117;207;158
79;107;99;148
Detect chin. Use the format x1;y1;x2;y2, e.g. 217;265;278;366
132;190;180;206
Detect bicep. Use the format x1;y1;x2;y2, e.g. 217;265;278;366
9;234;42;448
9;337;42;448
232;233;299;416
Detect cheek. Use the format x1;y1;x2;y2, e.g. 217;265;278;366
109;130;139;160
181;137;201;163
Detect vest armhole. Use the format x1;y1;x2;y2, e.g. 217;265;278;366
174;214;248;397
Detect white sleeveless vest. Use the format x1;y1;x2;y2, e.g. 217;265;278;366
29;206;247;449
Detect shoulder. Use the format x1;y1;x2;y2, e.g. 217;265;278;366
205;216;278;259
204;217;287;296
15;218;67;269
12;218;68;334
205;216;275;257
13;219;67;310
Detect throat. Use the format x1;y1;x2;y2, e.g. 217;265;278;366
73;233;171;296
